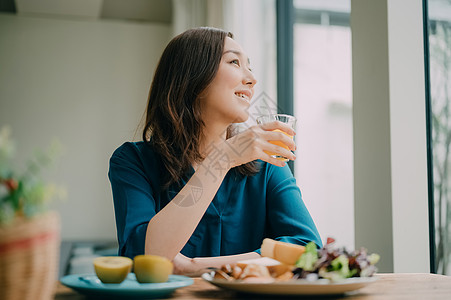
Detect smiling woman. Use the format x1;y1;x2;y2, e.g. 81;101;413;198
108;27;322;276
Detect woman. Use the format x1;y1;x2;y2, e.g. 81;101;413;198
109;27;321;275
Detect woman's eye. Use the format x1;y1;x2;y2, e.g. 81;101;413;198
230;59;240;66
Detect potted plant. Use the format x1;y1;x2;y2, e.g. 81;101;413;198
0;126;65;300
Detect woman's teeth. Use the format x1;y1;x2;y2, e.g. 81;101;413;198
235;92;249;101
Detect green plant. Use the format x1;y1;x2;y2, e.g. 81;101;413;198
0;126;66;225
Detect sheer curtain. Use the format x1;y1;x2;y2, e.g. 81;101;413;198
172;0;225;36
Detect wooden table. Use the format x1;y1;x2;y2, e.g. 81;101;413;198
55;273;451;299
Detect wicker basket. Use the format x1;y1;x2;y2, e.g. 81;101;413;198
0;211;60;300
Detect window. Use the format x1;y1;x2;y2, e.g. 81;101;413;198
428;0;451;275
293;0;353;249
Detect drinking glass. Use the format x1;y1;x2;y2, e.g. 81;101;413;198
256;114;296;161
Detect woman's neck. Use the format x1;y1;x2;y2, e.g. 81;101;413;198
193;122;229;171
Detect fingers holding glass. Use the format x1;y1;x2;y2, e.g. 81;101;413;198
256;114;297;162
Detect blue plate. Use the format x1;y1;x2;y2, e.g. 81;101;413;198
60;273;193;299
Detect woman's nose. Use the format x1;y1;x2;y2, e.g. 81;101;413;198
243;70;257;87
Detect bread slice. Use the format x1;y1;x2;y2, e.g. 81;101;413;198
235;257;293;279
261;238;277;258
261;238;306;265
236;257;281;269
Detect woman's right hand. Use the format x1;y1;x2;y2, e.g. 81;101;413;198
219;121;297;169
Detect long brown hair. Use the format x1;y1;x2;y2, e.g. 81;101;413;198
142;27;258;189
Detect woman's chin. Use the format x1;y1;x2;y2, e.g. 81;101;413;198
232;112;250;124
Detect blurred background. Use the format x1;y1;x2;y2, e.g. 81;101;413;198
0;0;450;276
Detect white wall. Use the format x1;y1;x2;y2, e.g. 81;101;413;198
0;13;171;240
351;0;430;272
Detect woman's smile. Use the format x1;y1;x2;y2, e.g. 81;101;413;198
234;90;252;103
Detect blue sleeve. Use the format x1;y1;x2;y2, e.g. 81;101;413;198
265;164;323;248
108;143;156;259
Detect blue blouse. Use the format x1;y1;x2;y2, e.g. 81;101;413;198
108;142;322;259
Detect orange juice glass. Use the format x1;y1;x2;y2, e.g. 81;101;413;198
256;114;296;161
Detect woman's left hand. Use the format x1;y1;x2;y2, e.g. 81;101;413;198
172;253;201;276
172;251;262;276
